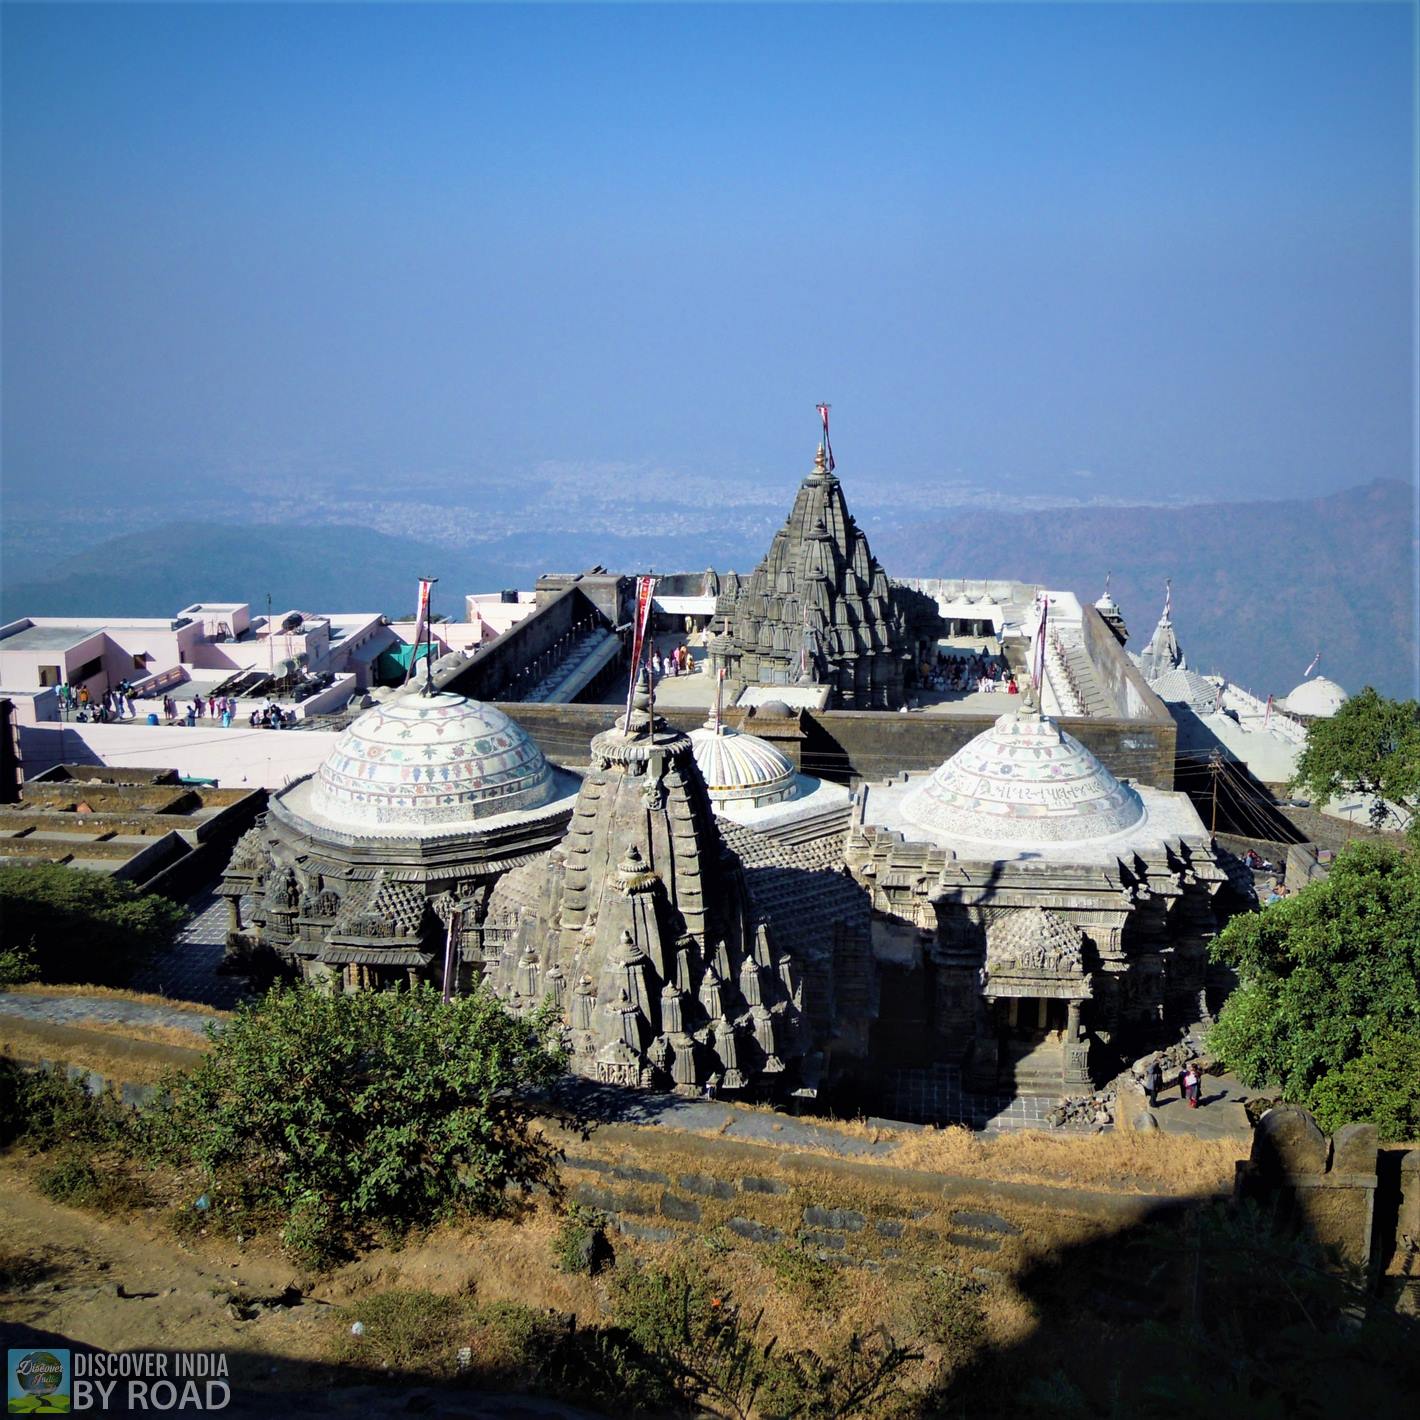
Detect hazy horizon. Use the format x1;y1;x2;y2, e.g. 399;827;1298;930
3;2;1415;517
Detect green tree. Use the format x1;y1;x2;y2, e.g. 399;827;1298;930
0;863;188;985
1289;687;1420;828
1209;839;1420;1136
144;983;567;1265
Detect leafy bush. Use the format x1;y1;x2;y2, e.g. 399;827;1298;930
1305;1031;1420;1139
0;946;37;989
143;983;567;1266
551;1202;611;1275
1290;687;1420;828
0;1059;130;1152
1209;839;1420;1138
36;1150;149;1213
0;863;188;985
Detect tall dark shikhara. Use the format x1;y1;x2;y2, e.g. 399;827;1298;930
709;444;908;708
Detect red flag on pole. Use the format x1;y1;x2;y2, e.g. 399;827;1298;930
624;575;657;728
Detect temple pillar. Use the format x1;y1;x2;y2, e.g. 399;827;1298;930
224;894;242;931
1064;997;1092;1086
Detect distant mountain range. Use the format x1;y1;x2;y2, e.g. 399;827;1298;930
870;478;1417;702
3;480;1414;702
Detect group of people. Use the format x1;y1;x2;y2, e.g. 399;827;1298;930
650;644;694;679
920;651;1017;698
61;681;138;722
250;704;297;730
165;697;295;729
161;693;240;726
1143;1057;1206;1109
57;680;296;730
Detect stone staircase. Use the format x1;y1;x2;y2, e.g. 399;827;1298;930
999;1038;1067;1097
1044;632;1115;719
760;800;853;853
520;626;618;703
1060;642;1116;717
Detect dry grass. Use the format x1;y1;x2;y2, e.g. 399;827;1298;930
885;1123;1243;1194
8;983;231;1019
676;1104;1244;1195
0;1025;199;1085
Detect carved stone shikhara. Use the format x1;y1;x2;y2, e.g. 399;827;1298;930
709;446;909;708
482;676;809;1094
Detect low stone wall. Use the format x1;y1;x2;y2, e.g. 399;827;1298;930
500;700;1178;790
546;1117;1191;1278
1236;1103;1420;1288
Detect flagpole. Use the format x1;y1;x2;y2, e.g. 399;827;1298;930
424;577;438;695
646;568;656;732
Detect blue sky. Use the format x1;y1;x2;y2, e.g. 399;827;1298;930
2;2;1414;507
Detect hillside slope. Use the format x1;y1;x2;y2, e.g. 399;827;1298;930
871;479;1416;701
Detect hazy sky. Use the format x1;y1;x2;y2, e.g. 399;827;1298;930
2;2;1414;508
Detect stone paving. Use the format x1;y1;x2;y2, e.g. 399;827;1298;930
0;991;221;1041
127;890;253;1010
883;1062;1077;1132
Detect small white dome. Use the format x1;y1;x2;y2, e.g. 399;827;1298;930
310;690;557;830
902;710;1145;845
1281;676;1348;718
690;724;797;807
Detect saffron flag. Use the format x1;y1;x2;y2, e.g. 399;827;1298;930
1162;579;1172;622
816;402;835;472
624;574;657;726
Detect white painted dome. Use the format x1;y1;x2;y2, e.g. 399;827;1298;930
690;724;798;807
902;709;1145;845
1281;676;1348;718
309;690;557;830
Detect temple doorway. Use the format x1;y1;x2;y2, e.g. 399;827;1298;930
992;996;1069;1094
996;996;1068;1043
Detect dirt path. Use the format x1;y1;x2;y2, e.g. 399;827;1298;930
0;1162;602;1418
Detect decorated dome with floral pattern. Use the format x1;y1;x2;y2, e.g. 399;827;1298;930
308;690;557;830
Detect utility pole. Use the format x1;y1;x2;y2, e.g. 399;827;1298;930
1209;751;1221;837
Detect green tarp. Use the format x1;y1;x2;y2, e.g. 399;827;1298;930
373;642;434;686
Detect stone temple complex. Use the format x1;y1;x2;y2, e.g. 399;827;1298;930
709;445;910;708
196;419;1260;1108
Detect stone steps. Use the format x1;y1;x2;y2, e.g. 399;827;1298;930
762;802;852;850
1062;643;1116;717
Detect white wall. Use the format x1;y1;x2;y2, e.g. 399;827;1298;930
19;722;339;789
